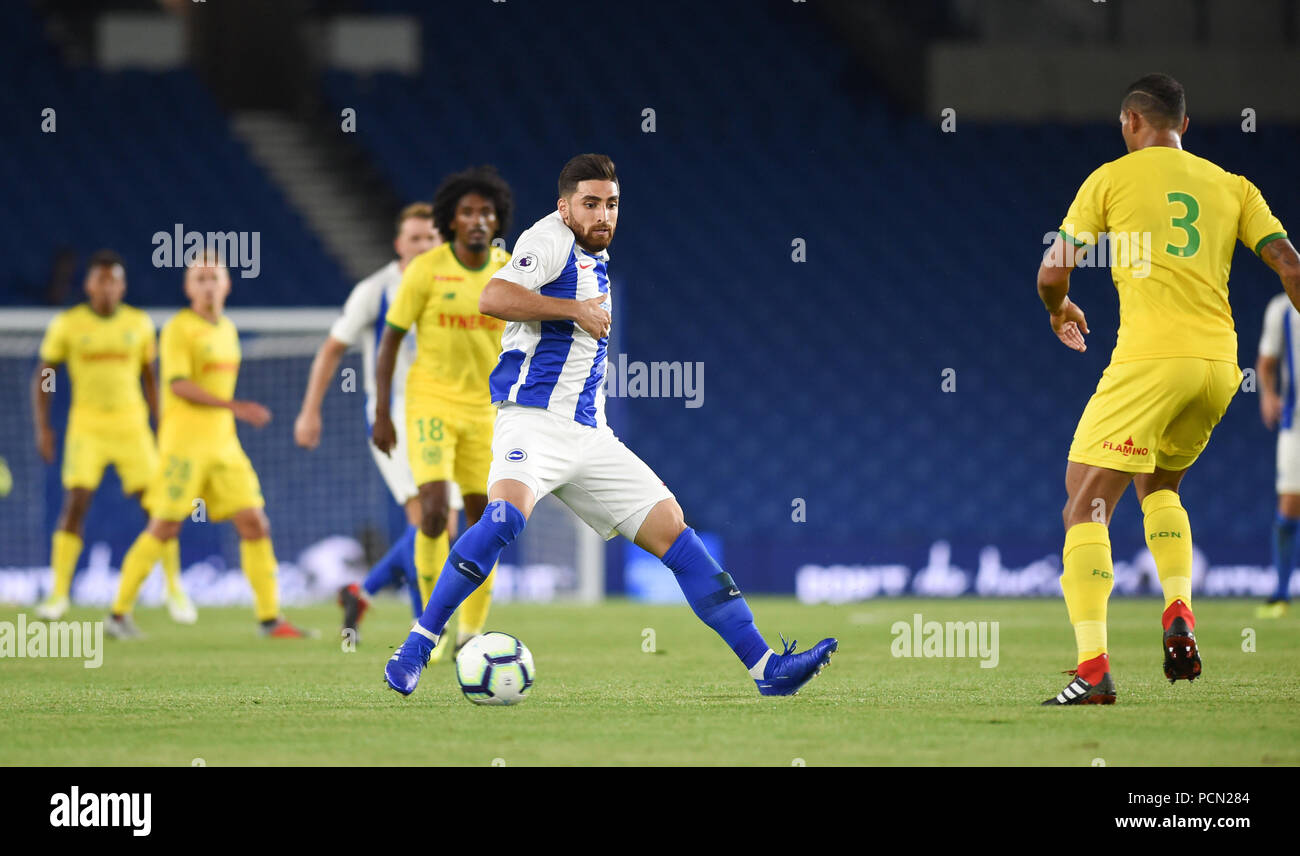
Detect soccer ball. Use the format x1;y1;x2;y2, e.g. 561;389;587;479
455;632;535;705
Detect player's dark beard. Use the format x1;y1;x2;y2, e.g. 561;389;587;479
579;223;613;251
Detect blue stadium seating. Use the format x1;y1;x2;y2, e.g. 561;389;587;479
0;1;349;306
326;0;1300;573
4;0;1298;586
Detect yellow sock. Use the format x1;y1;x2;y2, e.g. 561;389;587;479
416;529;449;609
161;538;182;596
1061;522;1114;663
112;532;165;615
240;537;280;622
50;531;83;600
1142;489;1193;610
457;562;496;640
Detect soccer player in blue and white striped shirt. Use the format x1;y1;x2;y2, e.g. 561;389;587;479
384;154;837;697
1257;292;1300;617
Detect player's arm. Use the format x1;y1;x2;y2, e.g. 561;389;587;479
374;260;429;456
479;278;610;339
1037;234;1090;353
1262;238;1300;314
1258;238;1300;431
140;359;159;427
371;324;404;456
1258;353;1282;429
32;314;66;464
294;336;349;449
30;361;57;464
1039;165;1109;353
169;379;270;428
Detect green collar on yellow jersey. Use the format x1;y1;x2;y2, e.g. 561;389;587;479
448;240;495;272
82;302;122;320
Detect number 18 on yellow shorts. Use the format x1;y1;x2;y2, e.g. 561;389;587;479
405;403;494;493
1068;357;1242;474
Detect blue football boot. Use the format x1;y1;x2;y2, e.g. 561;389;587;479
384;629;436;696
755;635;838;696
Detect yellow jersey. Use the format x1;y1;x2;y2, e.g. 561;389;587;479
1059;145;1287;364
385;242;512;410
157;308;241;450
38;303;154;428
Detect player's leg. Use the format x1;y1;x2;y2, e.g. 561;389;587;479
451;410;499;649
1137;359;1240;681
228;507;286;635
415;480;452;606
447;481;462;542
1047;461;1133;704
212;444;309;638
108;448;200;637
385;479;534;694
118;434;194;624
1263;493;1300;617
384;406;551;694
567;426;836;695
109;517;182;639
406;407;459;608
454;492;492;646
38;427;104;620
343;435;424;636
1261;426;1300;617
1044;359;1199;704
1133;467;1193;619
634;494;837;696
37;487;92;620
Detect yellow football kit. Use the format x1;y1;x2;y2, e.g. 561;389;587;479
385;241;510;632
1060;146;1287;473
144;308;264;522
116;308;278;622
38;302;179;608
1054;145;1287;671
385;242;511;491
39;303;157;492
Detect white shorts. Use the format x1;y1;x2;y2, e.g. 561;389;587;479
1278;427;1300;494
368;399;465;510
487;404;674;540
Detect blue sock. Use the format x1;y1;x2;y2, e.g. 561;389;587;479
1273;515;1299;602
416;500;526;636
399;526;423;617
662;527;769;669
364;525;417;597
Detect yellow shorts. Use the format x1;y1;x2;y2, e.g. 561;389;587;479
1069;357;1241;473
62;417;157;494
405;397;494;495
144;439;265;522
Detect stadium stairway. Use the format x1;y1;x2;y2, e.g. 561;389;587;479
231;111;395;283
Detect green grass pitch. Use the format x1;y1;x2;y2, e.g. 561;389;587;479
1;597;1296;766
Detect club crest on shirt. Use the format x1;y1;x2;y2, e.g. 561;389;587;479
504;448;527;462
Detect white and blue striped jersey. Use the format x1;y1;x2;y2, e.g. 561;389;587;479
1260;292;1300;430
489;211;612;428
328;260;418;427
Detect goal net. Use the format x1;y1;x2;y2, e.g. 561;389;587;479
0;307;604;607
